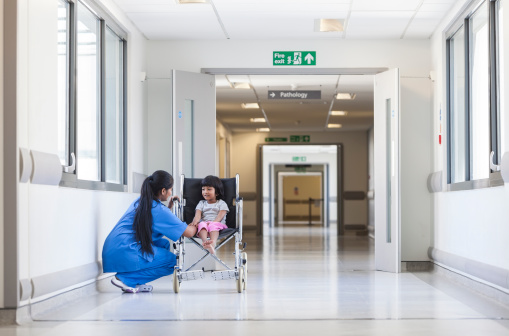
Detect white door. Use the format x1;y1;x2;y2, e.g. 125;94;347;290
172;70;216;190
374;68;400;273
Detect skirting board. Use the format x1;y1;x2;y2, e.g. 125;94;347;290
428;247;509;294
31;261;102;299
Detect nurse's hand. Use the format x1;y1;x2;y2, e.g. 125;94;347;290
183;224;197;238
168;196;180;209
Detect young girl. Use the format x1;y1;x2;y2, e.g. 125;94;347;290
190;175;229;255
102;170;197;293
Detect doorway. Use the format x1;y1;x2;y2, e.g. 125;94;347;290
277;172;323;226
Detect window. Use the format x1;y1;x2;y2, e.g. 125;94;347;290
57;0;70;166
446;0;501;188
58;0;127;189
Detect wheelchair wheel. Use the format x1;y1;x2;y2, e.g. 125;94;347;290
241;252;248;290
236;267;244;293
173;270;180;293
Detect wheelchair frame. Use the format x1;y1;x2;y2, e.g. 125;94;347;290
171;174;247;293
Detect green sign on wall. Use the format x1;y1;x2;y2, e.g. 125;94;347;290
273;51;316;66
265;137;288;142
290;135;311;143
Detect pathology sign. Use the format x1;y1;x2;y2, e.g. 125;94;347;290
268;90;321;100
273;51;316;66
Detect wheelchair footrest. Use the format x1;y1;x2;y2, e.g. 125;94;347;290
211;270;236;281
180;270;204;281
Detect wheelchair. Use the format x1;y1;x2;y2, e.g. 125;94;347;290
171;174;247;293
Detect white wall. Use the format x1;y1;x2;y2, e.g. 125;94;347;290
430;0;509;273
147;39;431;78
16;0;147;305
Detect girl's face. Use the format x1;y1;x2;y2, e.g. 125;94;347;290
202;186;217;203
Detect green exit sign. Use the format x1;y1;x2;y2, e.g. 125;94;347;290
273;51;316;66
290;135;311;143
292;156;307;162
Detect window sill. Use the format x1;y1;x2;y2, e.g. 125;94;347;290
447;172;504;191
59;172;127;192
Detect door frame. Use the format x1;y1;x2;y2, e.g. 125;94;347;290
257;143;343;236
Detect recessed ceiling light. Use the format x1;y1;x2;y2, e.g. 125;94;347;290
330;111;348;116
256;128;270;132
232;82;251;89
335;93;356;100
315;19;344;32
250;118;266;123
327;124;342;128
177;0;207;3
241;103;259;109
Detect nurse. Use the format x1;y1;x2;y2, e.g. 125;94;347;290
102;170;197;293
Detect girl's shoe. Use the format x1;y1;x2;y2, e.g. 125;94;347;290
111;277;139;293
135;284;153;292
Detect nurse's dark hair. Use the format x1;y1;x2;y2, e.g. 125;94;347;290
201;175;224;200
134;170;174;256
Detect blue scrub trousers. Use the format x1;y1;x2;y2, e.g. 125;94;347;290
115;246;176;287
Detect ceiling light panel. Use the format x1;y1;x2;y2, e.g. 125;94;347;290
249;118;266;123
327;124;342;128
331;111;348;116
256;128;270;132
241;103;259;109
315;19;344;32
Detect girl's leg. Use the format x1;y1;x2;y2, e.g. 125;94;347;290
197;228;209;243
205;230;220;255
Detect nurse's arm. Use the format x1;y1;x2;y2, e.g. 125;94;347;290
183;225;197;238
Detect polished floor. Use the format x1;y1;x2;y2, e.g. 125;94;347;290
3;227;509;335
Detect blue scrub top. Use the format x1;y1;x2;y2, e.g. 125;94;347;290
102;198;188;273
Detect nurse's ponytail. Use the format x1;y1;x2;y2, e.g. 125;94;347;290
133;170;174;256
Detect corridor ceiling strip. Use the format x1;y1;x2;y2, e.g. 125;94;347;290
209;0;230;40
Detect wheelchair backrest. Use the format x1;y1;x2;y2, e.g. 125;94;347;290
182;177;237;229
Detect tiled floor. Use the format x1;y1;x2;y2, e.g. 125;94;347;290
3;227;509;335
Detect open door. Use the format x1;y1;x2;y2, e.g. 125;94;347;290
172;70;216;190
374;68;400;273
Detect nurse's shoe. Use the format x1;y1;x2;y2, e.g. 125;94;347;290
135;284;153;292
111;276;139;293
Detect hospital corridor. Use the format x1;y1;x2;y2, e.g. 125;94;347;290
2;227;509;335
2;0;509;335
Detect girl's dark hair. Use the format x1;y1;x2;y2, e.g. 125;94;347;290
134;170;174;256
201;175;224;200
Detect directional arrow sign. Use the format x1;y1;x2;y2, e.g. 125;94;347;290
268;90;321;99
304;53;314;64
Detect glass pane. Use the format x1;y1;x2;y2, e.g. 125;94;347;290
470;3;490;180
449;27;467;183
386;99;391;244
57;0;69;166
76;2;100;181
499;3;505;158
104;27;124;184
183;100;194;177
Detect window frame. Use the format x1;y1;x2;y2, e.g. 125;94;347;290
446;0;503;191
59;0;128;192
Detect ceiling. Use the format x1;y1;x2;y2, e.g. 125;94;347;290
215;73;375;133
112;0;458;133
